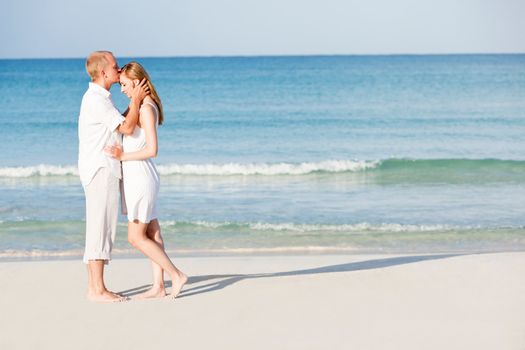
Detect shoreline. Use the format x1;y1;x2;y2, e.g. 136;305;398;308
2;246;524;263
1;252;524;349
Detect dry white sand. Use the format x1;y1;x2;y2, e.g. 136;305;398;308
0;252;524;350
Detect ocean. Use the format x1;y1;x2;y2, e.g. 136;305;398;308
0;54;524;260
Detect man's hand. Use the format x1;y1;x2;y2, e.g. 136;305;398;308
131;78;150;102
104;145;123;160
118;78;149;135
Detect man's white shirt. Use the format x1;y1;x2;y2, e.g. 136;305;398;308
78;82;125;187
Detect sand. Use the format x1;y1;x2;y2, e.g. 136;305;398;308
0;252;524;350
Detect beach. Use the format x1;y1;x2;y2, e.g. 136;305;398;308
1;252;524;349
1;0;524;347
1;55;524;349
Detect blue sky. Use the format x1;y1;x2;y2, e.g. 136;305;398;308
1;0;524;58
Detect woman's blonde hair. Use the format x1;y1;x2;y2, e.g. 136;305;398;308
121;61;164;125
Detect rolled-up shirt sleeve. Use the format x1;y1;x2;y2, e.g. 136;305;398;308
103;99;125;131
90;94;125;131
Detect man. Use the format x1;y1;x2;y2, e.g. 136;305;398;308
78;51;148;302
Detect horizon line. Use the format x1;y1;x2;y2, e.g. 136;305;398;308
1;51;525;61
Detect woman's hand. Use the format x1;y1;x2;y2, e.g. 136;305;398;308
104;145;123;160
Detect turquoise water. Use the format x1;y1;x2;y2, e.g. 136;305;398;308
0;54;524;259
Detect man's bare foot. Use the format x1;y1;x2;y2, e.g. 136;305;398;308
87;290;127;303
168;273;188;299
134;286;167;300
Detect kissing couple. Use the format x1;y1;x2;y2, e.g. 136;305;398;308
78;51;187;302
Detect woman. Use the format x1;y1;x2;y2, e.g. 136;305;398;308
105;62;187;299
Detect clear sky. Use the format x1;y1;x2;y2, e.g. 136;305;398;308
1;0;524;58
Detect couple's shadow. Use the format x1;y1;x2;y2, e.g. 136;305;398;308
118;253;467;299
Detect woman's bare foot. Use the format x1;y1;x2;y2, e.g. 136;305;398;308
168;272;188;299
134;285;167;300
87;290;126;303
110;291;123;298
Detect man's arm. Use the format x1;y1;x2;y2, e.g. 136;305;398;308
117;79;149;135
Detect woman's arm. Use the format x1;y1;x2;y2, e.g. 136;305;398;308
105;104;158;161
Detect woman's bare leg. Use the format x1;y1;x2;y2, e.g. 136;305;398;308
128;219;187;299
135;219;166;299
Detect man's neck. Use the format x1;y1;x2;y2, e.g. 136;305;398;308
92;79;111;91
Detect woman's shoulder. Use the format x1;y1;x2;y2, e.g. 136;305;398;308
140;97;158;112
139;98;159;124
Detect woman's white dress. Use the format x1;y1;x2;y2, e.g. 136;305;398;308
122;102;160;223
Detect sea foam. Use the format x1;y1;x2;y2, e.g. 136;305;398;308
0;160;379;177
0;165;78;177
1;158;522;178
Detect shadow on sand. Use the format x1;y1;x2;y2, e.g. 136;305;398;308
118;253;466;299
